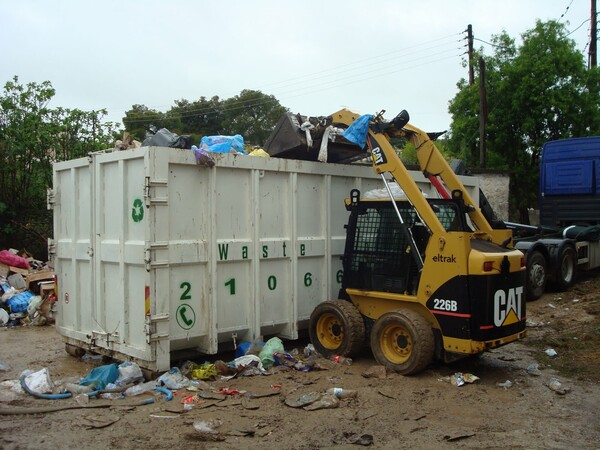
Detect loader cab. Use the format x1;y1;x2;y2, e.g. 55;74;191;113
340;190;470;297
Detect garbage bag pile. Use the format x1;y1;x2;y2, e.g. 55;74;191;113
0;248;56;327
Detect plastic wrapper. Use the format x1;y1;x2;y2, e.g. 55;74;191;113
157;367;190;389
199;134;246;154
79;363;119;390
117;361;144;386
258;337;284;369
23;368;54;394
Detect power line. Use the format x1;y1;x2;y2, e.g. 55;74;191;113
119;33;464;123
558;0;575;23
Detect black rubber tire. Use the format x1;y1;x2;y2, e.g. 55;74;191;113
526;250;547;301
309;300;365;358
552;246;577;291
370;309;434;375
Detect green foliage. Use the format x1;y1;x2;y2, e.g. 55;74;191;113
0;76;117;258
123;90;287;146
447;20;600;221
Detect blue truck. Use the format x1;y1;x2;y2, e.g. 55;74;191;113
501;136;600;300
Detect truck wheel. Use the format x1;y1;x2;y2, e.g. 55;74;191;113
527;250;547;301
309;300;365;357
370;309;434;375
553;246;576;291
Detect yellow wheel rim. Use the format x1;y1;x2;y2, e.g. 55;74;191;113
379;323;412;364
316;312;344;350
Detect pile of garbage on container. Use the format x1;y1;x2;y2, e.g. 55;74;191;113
0;248;55;327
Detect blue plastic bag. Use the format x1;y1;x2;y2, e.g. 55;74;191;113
199;134;247;154
79;363;119;390
342;114;374;149
6;290;34;313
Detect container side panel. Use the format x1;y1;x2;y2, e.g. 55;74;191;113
297;257;325;318
258;171;292;328
167;162;211;347
214;167;254;334
55;161;93;339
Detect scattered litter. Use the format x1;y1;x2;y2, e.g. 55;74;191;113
547;303;556;309
547;378;570;395
124;381;157;397
362;365;387;379
193;419;223;434
496;380;513;389
451;373;465;387
303;393;339;411
545;348;558;358
23;368;54;394
444;431;476;442
526;363;542;376
117;362;144;386
303;343;316;357
258;337;284;369
343;432;374;446
0;361;10;372
157;367;190;389
284;391;321;408
80;363;119;391
572;299;580;303
446;372;479;387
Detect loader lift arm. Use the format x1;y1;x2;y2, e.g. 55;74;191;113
331;109;512;247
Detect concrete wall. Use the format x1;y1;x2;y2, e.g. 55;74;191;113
475;171;510;221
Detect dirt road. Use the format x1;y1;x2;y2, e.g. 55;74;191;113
1;277;599;449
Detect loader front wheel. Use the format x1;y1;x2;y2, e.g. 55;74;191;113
370;309;434;375
309;300;365;358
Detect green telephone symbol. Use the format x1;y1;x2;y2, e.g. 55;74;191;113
176;304;195;329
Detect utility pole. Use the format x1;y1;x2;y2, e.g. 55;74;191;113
590;0;597;69
467;24;474;85
479;57;488;168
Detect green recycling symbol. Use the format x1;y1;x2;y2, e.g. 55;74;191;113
131;198;144;223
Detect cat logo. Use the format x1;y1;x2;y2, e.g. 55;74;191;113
493;286;524;327
371;147;386;165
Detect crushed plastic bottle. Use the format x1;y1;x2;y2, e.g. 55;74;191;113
332;355;353;365
496;380;513;389
124;380;157;396
324;387;358;399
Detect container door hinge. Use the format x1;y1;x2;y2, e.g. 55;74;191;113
47;240;56;258
47;189;55;210
145;313;169;343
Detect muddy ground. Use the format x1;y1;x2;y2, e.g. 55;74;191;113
1;273;599;450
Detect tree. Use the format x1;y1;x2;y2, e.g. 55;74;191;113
220;90;288;145
0;76;117;258
122;104;165;141
447;20;600;221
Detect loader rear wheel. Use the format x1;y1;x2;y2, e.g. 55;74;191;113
370;309;434;375
309;300;365;357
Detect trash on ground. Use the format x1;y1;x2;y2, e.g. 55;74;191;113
303;393;340;410
0;361;10;372
362;365;387;379
124;380;157;397
23;368;54;394
284;391;321;408
117;362;144;386
324;387;357;399
497;380;513;389
79;363;119;390
258;337;285;369
545;348;558;358
547;378;570;395
157;367;190;389
343;432;374;446
193;419;223;434
526;363;542;376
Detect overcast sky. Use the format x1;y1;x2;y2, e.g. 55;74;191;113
1;0;595;133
